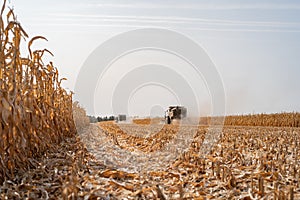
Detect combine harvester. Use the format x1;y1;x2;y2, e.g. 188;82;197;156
165;106;187;124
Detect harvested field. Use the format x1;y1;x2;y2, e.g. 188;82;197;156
74;122;300;199
2;122;299;199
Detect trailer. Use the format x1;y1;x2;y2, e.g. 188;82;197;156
116;114;126;122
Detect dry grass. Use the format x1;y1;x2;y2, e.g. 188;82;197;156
0;1;75;183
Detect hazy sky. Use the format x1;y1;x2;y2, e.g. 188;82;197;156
10;0;300;116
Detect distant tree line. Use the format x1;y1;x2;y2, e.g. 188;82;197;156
88;115;115;123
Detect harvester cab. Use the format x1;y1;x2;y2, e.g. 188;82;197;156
165;106;187;124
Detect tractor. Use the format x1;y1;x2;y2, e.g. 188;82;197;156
165;106;187;124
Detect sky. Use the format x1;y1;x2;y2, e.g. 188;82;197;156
8;0;300;117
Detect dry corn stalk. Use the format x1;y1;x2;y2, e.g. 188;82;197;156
72;101;90;132
199;112;300;127
0;0;75;183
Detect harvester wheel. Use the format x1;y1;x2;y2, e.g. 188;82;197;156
167;117;171;124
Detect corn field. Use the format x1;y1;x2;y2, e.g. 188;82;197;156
0;1;75;183
1;1;300;199
132;117;162;125
72;101;90;132
199;112;300;127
